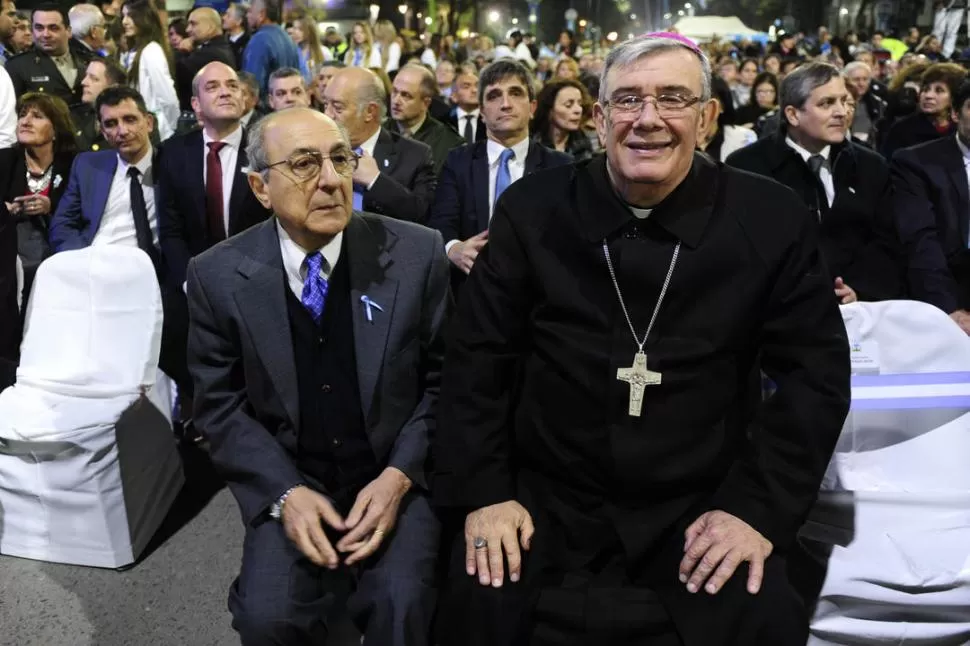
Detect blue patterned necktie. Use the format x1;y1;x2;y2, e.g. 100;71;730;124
301;251;329;324
352;146;364;212
493;148;515;209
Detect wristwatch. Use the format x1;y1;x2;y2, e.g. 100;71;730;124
269;485;303;521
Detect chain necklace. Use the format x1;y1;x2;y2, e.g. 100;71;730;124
25;164;52;194
602;238;681;416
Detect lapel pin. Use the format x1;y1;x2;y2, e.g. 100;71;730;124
849;187;856;194
360;295;384;323
383;159;389;168
241;166;252;174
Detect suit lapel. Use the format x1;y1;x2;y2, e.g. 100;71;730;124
524;141;543;176
91;153;117;230
228;128;252;233
345;215;399;430
473;143;490;233
185;132;207;234
943;139;970;246
232;219;300;428
372;128;398;176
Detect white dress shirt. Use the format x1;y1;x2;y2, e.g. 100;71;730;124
786;136;835;209
456;107;480;142
444;136;530;253
0;65;15;148
355;127;382;191
92;147;157;248
277;220;343;300
203;125;243;235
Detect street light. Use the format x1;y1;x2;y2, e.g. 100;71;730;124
398;4;408;14
839;7;849;15
607;31;618;41
511;17;518;24
677;10;684;16
629;13;636;19
487;9;500;23
684;2;691;8
528;14;537;23
424;16;432;25
579;18;587;27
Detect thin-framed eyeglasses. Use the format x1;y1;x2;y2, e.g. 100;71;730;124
606;93;702;121
262;150;359;180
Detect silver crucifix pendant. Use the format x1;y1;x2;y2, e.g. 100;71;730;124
616;351;662;417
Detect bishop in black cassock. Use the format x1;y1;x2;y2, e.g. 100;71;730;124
433;34;850;646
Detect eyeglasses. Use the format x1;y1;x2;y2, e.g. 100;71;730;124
606;93;701;121
262;150;359;180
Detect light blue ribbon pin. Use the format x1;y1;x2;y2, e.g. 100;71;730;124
360;295;384;323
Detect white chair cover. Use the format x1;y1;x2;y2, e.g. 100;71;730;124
0;247;183;569
804;300;970;645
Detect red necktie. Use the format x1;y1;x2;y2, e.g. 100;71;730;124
206;141;227;243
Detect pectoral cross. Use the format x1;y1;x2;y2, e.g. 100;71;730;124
616;351;662;417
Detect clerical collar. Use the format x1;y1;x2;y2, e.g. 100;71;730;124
785;136;830;163
629;206;652;220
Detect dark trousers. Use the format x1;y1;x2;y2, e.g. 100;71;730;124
229;489;439;646
159;286;192;401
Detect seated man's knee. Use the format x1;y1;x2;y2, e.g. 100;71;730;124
231;588;323;646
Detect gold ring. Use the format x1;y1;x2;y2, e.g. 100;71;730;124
373;529;385;537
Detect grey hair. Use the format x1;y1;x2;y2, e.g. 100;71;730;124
356;69;388;120
780;62;842;112
246;110;352;175
68;3;104;38
598;36;712;105
226;3;247;23
843;61;871;77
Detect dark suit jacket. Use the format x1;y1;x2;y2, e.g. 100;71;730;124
0;199;18;367
427;139;573;245
5;42;95;109
0;147;74;272
186;214;451;525
157;127;271;290
445;107;487;144
881;111;955;161
361;127;437;224
891;135;970;313
395;116;464;174
726;132;904;301
49;149;162;253
70;103;109;152
175;37;237;111
433;154;849;646
228;32;250;70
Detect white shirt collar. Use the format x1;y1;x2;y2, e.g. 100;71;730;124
487;136;530;167
357;126;382;156
202;123;244;149
229;31;244;43
957;134;970;162
276;219;344;286
456;107;480;120
785;135;831;163
117;145;154;179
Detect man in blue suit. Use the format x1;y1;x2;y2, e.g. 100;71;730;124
427;59;571;285
50;86;159;259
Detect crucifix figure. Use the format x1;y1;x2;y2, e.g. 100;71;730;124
617;351;662;417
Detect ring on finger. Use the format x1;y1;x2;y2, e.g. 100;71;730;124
473;536;488;550
373;528;385;538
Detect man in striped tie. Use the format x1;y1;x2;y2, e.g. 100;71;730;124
186;107;450;646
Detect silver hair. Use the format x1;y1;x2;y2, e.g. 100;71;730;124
843;61;871;77
246;109;351;176
780;62;842;112
598;36;712;105
68;3;104;38
356;69;388;120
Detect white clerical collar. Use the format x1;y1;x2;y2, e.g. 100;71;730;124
203;123;243;148
357;127;381;156
629;207;652;220
957;133;970;162
276;219;343;284
487;136;530;167
785;135;830;163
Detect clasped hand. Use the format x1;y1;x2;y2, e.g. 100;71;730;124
464;500;534;588
679;510;773;595
280;467;411;568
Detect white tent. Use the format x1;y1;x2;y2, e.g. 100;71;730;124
672;15;765;42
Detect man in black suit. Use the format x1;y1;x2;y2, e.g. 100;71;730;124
187;107;449;646
389;64;464;174
428;58;571;280
6;4;94;109
727;62;904;303
221;2;249;69
158;62;271;430
892;80;970;333
444;63;486;145
323;66;437;223
175;7;236;113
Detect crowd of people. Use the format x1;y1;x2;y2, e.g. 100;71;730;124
0;0;968;643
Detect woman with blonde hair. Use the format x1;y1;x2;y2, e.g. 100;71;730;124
121;0;179;140
373;19;402;73
344;21;381;68
288;16;332;82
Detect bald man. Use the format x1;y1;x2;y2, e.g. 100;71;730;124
175;6;236;114
322;66;437;223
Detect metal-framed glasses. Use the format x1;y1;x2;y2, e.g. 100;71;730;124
607;93;701;120
263;150;359;180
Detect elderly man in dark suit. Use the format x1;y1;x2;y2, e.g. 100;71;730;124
322;66;437;223
186;107;450;645
428;59;571;283
892;80;970;334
